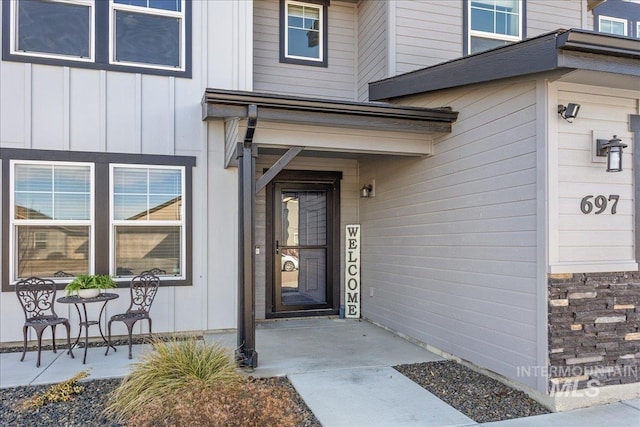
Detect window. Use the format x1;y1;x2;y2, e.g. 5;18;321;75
10;161;94;281
1;149;195;290
111;165;185;278
111;0;185;70
598;16;628;36
4;0;191;77
467;0;523;55
12;0;93;61
280;0;327;67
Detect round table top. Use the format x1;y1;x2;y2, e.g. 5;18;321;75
57;292;119;304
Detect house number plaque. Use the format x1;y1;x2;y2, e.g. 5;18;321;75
580;195;619;215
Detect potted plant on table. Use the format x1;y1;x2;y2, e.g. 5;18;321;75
65;274;117;298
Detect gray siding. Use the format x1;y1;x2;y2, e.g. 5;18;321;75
357;0;387;101
527;0;586;36
253;0;357;100
359;80;540;389
394;0;464;74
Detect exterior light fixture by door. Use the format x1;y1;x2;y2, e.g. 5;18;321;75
597;135;628;172
558;103;581;123
360;184;373;198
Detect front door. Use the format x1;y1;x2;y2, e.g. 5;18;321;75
267;171;340;316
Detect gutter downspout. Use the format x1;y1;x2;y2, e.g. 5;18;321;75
236;104;258;368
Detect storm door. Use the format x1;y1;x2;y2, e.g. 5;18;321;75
267;172;340;316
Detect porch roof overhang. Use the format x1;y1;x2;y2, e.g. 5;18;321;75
202;89;459;168
369;29;640;101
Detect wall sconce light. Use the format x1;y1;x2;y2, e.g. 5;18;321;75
360;184;373;198
558;103;581;123
596;135;628;172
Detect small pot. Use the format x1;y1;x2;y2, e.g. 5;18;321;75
78;288;100;299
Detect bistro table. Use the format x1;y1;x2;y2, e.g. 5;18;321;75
56;293;119;364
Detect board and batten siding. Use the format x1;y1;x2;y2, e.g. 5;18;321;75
253;0;357;100
359;80;540;389
550;83;639;273
254;155;358;319
0;0;251;343
357;0;387;101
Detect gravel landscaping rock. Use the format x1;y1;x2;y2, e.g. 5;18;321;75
395;360;551;423
1;377;320;427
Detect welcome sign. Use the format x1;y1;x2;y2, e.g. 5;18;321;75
345;224;360;318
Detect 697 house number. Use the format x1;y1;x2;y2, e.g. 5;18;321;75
580;195;620;215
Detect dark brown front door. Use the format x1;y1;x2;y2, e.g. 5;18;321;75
267;171;340;317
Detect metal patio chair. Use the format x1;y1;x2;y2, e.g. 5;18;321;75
106;272;160;359
16;277;74;367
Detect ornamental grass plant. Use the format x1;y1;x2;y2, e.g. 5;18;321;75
104;336;301;426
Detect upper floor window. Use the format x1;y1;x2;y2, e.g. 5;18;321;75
598;16;628;36
3;0;191;77
280;0;328;67
467;0;523;55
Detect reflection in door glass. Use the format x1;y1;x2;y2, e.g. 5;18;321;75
279;190;328;306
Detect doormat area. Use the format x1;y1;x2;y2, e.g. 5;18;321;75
394;360;550;423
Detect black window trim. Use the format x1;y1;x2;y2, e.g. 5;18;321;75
279;0;328;68
1;0;192;78
462;0;527;56
0;148;196;291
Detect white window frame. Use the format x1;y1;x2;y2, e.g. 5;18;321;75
284;0;324;63
599;15;628;36
109;0;186;71
9;0;95;63
109;164;186;280
637;22;640;39
468;0;522;54
9;160;95;283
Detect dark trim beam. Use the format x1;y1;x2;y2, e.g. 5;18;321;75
202;89;458;134
255;146;304;194
370;29;640;101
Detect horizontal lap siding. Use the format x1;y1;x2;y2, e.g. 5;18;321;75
357;0;387;101
253;0;356;100
394;0;462;75
527;0;587;35
555;84;638;266
360;81;539;388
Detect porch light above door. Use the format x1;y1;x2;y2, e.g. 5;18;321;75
597;135;628;172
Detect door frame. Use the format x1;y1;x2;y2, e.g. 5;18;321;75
265;170;342;318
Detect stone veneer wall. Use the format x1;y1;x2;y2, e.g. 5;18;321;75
548;273;640;390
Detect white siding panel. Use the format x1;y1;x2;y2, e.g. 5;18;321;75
69;69;101;152
141;75;173;155
31;65;65;150
357;0;387;101
360;80;539;388
0;62;27;147
553;84;639;269
253;0;356;100
106;73;139;153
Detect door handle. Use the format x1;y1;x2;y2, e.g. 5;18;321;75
276;240;279;254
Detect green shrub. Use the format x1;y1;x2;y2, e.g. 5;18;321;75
103;337;242;423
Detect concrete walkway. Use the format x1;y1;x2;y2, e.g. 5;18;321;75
2;318;639;427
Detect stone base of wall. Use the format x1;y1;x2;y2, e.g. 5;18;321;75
548;273;639;392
